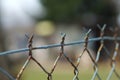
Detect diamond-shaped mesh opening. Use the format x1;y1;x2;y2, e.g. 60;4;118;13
0;25;120;80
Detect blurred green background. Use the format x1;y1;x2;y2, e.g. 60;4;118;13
0;0;120;80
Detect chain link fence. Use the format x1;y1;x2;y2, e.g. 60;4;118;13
0;25;120;80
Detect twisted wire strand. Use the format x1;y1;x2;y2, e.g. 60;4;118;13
0;26;120;80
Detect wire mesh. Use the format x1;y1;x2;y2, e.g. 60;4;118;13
0;25;120;80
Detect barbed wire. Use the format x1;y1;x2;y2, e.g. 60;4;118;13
0;25;120;80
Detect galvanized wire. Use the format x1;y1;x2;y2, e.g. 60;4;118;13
0;67;15;80
1;37;120;56
0;25;120;80
91;24;106;80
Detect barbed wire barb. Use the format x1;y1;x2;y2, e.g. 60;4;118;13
16;34;34;80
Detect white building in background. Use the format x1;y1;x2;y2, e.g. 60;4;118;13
0;0;47;62
1;0;46;30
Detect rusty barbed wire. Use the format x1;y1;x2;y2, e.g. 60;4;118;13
16;33;67;80
106;27;120;80
79;29;99;80
16;34;34;80
74;29;92;80
91;24;106;80
0;26;120;80
16;34;49;80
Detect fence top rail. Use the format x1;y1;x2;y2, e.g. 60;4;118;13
0;36;120;56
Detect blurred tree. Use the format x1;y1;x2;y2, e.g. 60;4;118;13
42;0;117;25
42;0;118;61
42;0;82;22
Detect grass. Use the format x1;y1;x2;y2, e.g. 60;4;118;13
18;62;120;80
